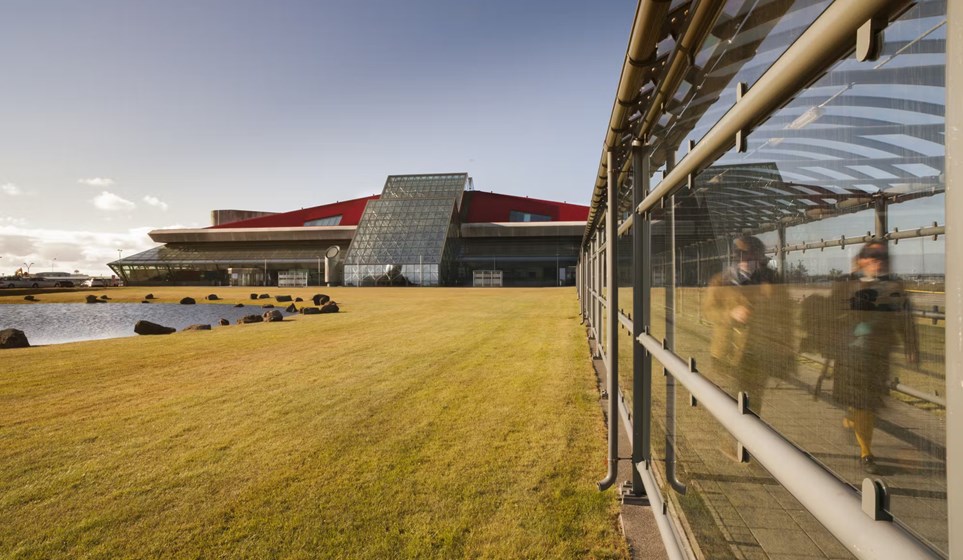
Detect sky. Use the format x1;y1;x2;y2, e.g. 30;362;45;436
0;0;635;276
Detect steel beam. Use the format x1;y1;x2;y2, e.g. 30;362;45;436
944;0;962;556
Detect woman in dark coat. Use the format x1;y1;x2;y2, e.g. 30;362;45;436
830;241;918;473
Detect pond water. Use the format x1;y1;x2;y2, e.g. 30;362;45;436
0;303;282;345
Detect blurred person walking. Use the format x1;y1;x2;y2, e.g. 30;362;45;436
704;235;794;415
831;240;918;474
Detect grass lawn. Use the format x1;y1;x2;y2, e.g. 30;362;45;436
0;287;627;559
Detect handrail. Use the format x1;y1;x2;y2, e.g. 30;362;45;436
637;330;942;559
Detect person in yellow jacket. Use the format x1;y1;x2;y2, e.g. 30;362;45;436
830;240;918;474
703;236;795;416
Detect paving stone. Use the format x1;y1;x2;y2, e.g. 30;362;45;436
750;527;823;557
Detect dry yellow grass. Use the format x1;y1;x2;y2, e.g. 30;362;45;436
0;288;627;559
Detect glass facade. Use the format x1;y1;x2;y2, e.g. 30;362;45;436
304;215;342;226
343;174;468;286
582;0;949;557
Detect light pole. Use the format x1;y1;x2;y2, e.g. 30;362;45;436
52;257;57;272
317;256;322;287
23;262;34;274
117;249;123;261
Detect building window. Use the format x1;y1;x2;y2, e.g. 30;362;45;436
304;215;342;226
509;210;551;222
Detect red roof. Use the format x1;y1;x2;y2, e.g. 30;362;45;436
461;191;589;223
209;191;588;229
209;195;379;228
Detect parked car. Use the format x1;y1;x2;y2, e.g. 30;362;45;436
83;278;107;288
2;276;56;288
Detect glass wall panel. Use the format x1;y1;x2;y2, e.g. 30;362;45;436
650;0;834;170
643;1;948;554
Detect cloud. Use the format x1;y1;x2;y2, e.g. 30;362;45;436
143;195;169;211
1;183;23;196
79;177;115;187
0;216;27;226
0;223;166;276
93;191;136;211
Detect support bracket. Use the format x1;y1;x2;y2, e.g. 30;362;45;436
861;478;893;521
856;17;887;62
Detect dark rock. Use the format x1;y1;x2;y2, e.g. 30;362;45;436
234;303;244;308
263;309;284;322
250;293;258;300
312;294;330;306
238;314;263;324
24;295;37;301
218;318;230;326
258;294;270;299
145;294;155;299
262;304;275;309
182;324;212;331
141;300;150;304
295;297;303;302
180;297;196;305
276;295;292;302
100;295;110;300
85;295;101;304
301;307;321;315
134;320;176;335
285;303;297;313
0;328;30;349
205;294;219;301
320;301;340;314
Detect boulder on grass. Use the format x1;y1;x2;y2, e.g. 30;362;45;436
85;295;101;304
285;303;298;313
320;301;340;314
301;307;321;315
263;309;284;322
262;304;275;309
250;293;258;300
180;297;196;305
145;294;155;299
24;295;37;301
276;295;292;302
218;318;230;326
234;303;244;308
258;293;270;299
205;294;219;301
312;294;330;306
238;314;263;324
0;328;30;349
134;320;176;335
295;297;303;302
182;324;212;331
100;295;110;300
141;300;150;304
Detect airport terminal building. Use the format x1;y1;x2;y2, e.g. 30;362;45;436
109;173;588;287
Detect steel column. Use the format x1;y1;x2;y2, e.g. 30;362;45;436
664;150;686;495
631;140;652;496
875;197;888;239
598;150;620;491
777;224;787;277
944;0;961;555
